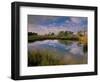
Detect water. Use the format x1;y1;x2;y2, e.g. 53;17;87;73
28;40;87;65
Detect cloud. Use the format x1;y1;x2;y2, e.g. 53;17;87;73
28;15;59;25
28;15;87;34
70;17;81;23
28;24;69;35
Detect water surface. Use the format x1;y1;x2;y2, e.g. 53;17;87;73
28;40;87;66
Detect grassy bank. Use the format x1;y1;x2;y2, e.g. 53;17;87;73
28;32;88;66
28;35;79;42
28;50;87;66
28;50;63;66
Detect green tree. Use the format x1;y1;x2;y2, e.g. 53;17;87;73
58;31;65;36
28;32;38;36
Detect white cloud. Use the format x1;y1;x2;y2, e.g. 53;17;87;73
28;24;70;35
70;17;81;24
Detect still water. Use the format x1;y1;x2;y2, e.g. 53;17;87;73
28;40;87;65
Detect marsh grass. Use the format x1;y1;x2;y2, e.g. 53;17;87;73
28;49;87;66
28;35;78;42
28;50;63;66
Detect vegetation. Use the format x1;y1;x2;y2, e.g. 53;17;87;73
28;30;87;47
28;50;87;66
28;50;64;66
28;31;79;42
28;30;88;66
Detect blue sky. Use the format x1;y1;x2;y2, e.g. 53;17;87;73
28;15;87;35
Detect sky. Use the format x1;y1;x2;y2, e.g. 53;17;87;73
28;15;87;35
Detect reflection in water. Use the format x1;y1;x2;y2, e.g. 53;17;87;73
28;40;88;66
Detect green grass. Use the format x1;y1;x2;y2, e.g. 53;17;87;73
28;35;79;42
28;50;64;66
28;50;87;66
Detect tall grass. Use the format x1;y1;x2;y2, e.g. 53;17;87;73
28;50;64;66
28;50;87;66
78;34;88;52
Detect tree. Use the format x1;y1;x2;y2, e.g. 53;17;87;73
58;31;73;37
58;31;65;36
48;32;55;36
51;32;55;36
77;31;84;36
28;32;38;36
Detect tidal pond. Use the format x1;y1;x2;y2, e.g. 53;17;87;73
28;40;87;66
